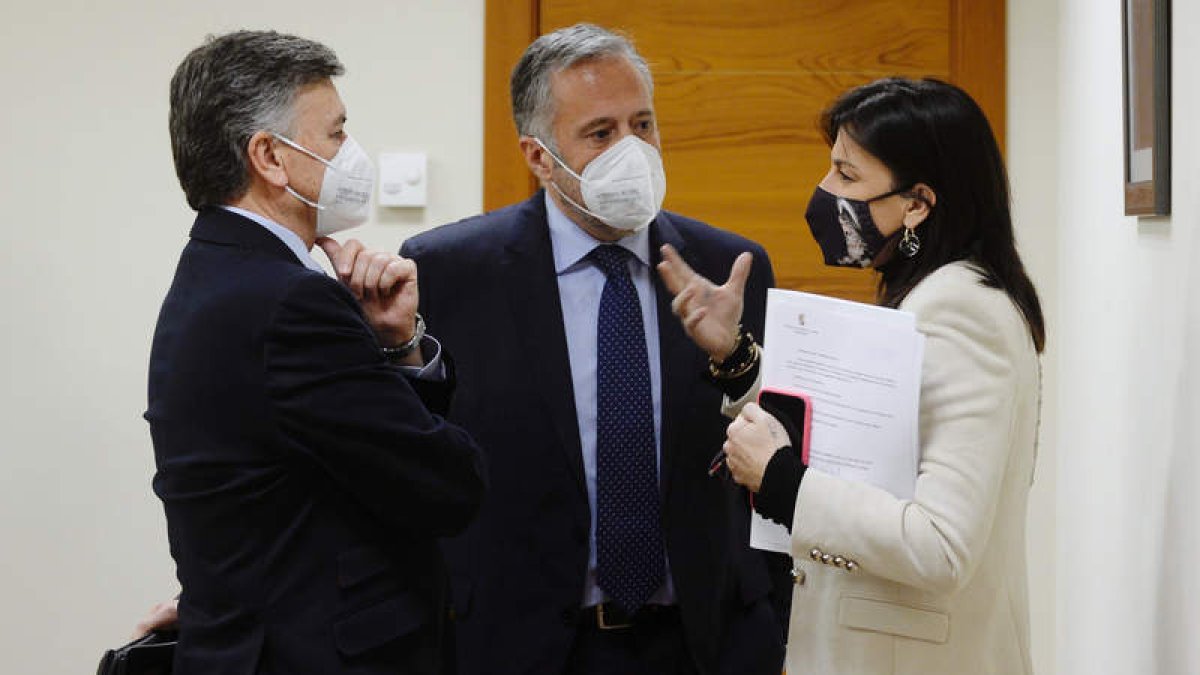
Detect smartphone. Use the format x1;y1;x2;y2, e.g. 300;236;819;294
757;387;813;465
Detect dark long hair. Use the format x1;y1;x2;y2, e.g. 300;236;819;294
821;78;1045;352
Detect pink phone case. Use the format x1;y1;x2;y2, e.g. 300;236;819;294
757;386;813;465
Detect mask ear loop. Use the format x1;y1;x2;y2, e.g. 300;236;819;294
547;182;608;224
533;138;614;225
856;184;922;257
533;138;584;182
864;185;910;204
285;186;323;210
271;133;337;170
271;133;329;211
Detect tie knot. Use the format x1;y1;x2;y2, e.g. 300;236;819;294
590;245;633;278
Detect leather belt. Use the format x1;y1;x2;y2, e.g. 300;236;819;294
580;603;678;631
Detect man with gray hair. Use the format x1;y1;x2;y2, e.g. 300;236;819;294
146;30;485;674
402;23;786;675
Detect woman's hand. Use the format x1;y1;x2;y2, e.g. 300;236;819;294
724;403;789;492
657;244;751;362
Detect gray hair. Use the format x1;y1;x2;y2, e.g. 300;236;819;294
169;30;344;210
510;23;653;147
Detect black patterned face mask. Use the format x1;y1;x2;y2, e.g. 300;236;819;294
804;185;908;268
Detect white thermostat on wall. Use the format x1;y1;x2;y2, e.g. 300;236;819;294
378;152;427;207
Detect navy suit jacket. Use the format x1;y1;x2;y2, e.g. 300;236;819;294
401;193;785;675
146;207;486;675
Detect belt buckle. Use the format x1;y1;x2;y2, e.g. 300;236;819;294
596;603;633;631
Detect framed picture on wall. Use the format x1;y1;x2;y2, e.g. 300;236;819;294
1122;0;1171;216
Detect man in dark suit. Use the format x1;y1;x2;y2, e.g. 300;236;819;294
402;23;786;675
147;31;484;674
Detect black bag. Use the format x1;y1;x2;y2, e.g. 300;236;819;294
96;630;177;675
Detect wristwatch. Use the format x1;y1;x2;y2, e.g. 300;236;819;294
380;313;426;360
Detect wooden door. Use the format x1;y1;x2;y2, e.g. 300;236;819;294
485;0;1005;302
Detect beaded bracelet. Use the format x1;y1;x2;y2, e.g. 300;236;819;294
707;328;760;379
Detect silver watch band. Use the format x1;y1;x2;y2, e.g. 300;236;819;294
380;313;426;359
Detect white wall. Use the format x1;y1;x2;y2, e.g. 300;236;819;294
1008;1;1061;673
0;1;482;672
1054;1;1200;674
1011;0;1200;670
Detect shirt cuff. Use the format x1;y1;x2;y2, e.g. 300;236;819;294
397;335;446;382
754;446;806;530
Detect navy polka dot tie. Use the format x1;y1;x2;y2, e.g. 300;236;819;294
590;244;665;614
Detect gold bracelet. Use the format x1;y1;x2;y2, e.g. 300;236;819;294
707;330;760;379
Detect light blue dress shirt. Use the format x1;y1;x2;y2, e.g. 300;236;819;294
544;194;676;607
222;205;327;272
219;205;442;380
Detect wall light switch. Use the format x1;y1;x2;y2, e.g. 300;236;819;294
378;152;427;207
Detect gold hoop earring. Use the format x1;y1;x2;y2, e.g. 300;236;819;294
899;226;921;258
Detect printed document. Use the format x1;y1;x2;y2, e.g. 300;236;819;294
750;289;924;554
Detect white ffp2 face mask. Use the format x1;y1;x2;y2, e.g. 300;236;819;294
538;135;667;232
273;133;375;236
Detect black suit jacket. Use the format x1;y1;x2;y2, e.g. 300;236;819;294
401;193;785;675
146;207;485;675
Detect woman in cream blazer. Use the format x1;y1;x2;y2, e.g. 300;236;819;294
658;78;1045;675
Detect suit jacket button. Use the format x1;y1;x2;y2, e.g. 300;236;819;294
809;548;822;561
821;553;833;566
845;560;859;572
791;566;806;585
833;556;847;568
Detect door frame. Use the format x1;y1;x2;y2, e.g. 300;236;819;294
483;0;1005;211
